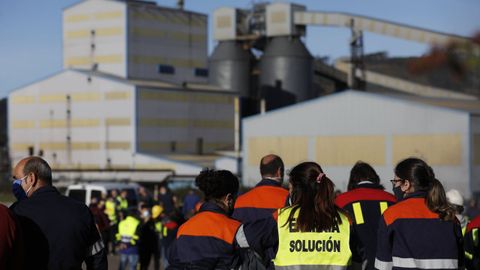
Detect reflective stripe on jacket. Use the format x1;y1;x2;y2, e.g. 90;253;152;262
274;206;352;269
375;191;463;270
168;202;242;268
116;216;140;245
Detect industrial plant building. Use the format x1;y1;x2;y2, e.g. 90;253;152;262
8;0;236;181
243;90;480;196
7;0;478;186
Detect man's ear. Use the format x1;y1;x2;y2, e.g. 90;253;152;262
28;172;38;187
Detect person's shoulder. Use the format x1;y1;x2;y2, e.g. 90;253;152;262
467;215;480;232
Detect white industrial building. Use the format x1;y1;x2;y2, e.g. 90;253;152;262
8;0;236;181
242;90;480;197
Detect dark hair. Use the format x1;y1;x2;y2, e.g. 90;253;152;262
23;156;52;185
395;158;455;221
285;162;342;232
195;169;239;201
347;161;382;191
260;155;284;178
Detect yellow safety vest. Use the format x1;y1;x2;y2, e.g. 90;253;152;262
117;197;128;210
105;200;117;223
116;216;140;245
274;207;352;269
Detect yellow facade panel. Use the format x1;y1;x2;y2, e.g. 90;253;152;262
473;134;480;165
106;118;131;126
66;30;89;39
140;118;233;129
71;92;101;102
107;142;131;150
71;119;100;127
316;136;386;166
11;143;33;151
247;136;308;166
271;12;287;23
11;96;35;104
105;91;131;100
40;120;66;128
13;120;35;129
138;91;232;105
216;16;232;28
135;164;175;170
94;54;123;64
40;94;66;103
40;119;100;128
96;27;123;37
94;11;123;20
392;134;462;165
65;56;90;66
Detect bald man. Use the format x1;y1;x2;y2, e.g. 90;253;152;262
10;156;107;270
232;154;289;223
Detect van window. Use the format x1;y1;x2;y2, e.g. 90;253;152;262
68;189;86;204
91;190;102;202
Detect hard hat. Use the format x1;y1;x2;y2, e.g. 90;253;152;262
446;189;464;206
152;205;163;219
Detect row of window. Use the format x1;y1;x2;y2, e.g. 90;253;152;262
158;65;208;77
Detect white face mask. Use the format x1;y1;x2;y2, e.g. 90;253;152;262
142;211;150;219
25;184;33;196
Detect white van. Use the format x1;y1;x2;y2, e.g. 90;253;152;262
65;182;140;207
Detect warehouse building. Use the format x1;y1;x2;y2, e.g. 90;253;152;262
8;0;235;180
243;90;480;197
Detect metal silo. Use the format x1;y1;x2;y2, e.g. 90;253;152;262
209;41;253;97
259;36;313;102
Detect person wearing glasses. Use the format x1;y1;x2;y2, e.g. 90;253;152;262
9;156;107;270
335;161;396;270
375;158;463;270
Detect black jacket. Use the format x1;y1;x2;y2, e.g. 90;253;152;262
10;186;107;270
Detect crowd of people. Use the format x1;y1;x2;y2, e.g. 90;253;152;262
2;155;480;270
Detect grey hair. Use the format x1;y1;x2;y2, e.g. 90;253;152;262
23;157;52;185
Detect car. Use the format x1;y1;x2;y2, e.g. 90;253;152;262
65;182;140;207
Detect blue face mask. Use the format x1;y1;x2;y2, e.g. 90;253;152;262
12;179;28;201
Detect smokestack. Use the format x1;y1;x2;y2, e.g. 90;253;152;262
177;0;184;10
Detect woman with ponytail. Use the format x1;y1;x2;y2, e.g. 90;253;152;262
375;158;463;270
273;162;362;269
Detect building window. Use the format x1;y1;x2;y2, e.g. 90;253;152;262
194;68;208;77
158;65;175;74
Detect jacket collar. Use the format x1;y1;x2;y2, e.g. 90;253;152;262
404;190;428;199
355;181;384;190
29;185;59;198
199;201;229;216
256;178;283;188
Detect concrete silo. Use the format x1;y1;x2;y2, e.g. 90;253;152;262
259;36;313;103
209;41;253;97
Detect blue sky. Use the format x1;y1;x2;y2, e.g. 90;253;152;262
0;0;479;98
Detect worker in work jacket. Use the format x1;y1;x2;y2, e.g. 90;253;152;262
233;154;289;223
375;191;464;270
465;216;480;270
168;201;277;269
273;206;360;270
335;180;396;270
116;212;141;270
233;178;289;223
